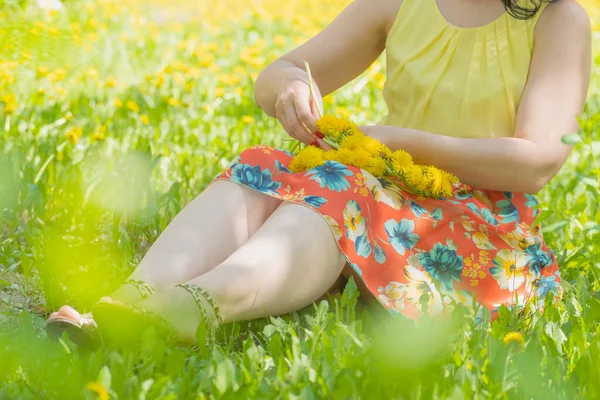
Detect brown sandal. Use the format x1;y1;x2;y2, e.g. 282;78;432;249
45;279;156;348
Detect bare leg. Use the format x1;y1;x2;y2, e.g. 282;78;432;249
138;202;347;342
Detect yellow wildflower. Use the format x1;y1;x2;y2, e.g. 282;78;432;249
36;66;49;78
289;146;326;173
390;149;413;173
273;34;286;46
215;88;225;97
350;148;371;169
339;133;365;151
241;116;255;124
424;166;444;197
86;382;109;400
140;114;150;125
316;114;359;140
361;135;384;156
84;67;99;80
105;76;117;88
113;98;123;108
167;97;179;106
126;100;140;113
324;148;354;165
66;127;83;145
93;126;106;141
503;332;525;349
403;164;424;187
49;68;66;82
442;170;460;184
155;74;165;87
364;157;387;177
1;93;17;114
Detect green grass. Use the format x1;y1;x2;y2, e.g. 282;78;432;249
1;0;599;398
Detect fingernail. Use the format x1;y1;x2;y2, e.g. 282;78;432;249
311;140;320;147
315;131;324;139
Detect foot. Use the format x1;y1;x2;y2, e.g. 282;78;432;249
47;305;94;327
45;305;100;347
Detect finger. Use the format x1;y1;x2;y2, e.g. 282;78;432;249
318;139;333;150
284;101;314;145
276;104;299;141
294;100;318;134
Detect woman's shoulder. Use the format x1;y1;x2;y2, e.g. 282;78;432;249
535;0;591;35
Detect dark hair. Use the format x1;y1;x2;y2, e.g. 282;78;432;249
502;0;556;20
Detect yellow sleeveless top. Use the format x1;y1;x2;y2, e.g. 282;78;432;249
382;0;547;138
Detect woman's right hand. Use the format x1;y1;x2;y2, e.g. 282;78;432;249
275;78;324;146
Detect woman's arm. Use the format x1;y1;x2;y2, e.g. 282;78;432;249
363;0;591;194
254;0;394;116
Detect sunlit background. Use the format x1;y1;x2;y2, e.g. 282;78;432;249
0;0;599;398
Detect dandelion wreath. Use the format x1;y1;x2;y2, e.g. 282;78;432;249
289;115;460;199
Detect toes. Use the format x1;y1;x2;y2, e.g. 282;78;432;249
57;305;81;322
49;312;58;318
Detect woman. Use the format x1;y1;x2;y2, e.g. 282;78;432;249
46;0;591;345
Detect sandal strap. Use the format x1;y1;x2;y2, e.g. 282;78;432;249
125;279;156;300
175;284;223;327
80;312;98;329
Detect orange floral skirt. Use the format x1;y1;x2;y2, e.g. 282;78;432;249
213;145;561;321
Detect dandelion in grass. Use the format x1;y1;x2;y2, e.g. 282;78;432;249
66;127;83;145
503;331;525;349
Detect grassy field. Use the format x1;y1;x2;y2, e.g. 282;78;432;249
1;0;600;398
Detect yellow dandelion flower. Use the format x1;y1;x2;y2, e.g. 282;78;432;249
441;170;460;184
364;157;387;177
126;100;140;113
361;135;384;156
390;149;413;173
241;116;255;124
403;164;424;187
105;76;117;88
86;382;109;400
84;67;99;80
93;126;106;141
503;332;525;348
36;66;49;78
140;114;150;125
49;68;66;82
155;74;165;87
215;88;225;97
339;133;365;151
1;93;17;115
113;98;123;108
167;97;179;106
316;115;359;140
440;179;454;199
350;148;372;169
273;34;286;46
66;127;83;145
324;148;354;165
424;166;444;197
289;146;326;173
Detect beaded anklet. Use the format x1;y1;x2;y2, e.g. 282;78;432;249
175;284;224;330
125;279;156;300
